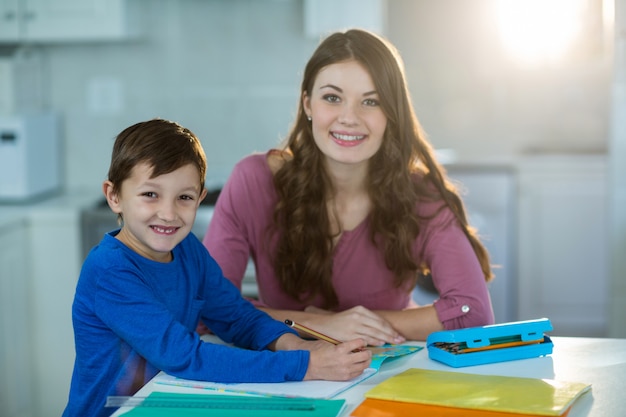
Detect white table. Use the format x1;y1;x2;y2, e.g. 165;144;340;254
112;336;626;416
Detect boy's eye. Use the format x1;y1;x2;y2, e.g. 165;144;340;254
142;192;157;198
179;195;194;201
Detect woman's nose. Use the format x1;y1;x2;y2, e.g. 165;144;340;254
338;102;359;126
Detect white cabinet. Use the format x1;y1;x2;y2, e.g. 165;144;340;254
0;191;97;416
28;206;83;416
517;155;608;337
0;218;33;417
0;0;139;42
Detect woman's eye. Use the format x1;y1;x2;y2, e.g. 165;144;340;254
322;94;340;103
363;98;380;107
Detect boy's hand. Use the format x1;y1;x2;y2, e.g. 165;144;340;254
270;333;371;381
303;338;371;381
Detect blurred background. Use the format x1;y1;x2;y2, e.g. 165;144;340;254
0;0;624;415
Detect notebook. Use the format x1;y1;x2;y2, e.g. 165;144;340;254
154;344;422;399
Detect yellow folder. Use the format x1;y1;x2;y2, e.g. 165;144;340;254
364;368;590;416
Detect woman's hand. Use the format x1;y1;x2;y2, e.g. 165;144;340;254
303;338;372;381
303;305;405;346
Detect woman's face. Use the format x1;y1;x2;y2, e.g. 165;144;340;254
303;60;387;170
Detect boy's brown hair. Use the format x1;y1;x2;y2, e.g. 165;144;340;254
107;118;206;195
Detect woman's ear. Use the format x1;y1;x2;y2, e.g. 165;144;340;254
302;91;311;118
102;180;122;215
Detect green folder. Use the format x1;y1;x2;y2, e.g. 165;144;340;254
118;391;346;417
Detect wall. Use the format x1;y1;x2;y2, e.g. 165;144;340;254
39;0;613;192
387;0;612;159
46;0;319;189
608;0;626;337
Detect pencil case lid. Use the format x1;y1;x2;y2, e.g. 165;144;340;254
427;318;553;349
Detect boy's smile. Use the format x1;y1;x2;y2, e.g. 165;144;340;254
103;162;207;262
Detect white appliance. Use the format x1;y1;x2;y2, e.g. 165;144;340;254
0;112;61;201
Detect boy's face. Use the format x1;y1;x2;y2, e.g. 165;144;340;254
103;162;207;262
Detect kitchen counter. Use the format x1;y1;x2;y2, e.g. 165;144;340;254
0;187;102;220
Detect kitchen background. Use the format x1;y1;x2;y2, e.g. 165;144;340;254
0;0;625;416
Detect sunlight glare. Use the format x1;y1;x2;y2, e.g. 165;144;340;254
494;0;586;66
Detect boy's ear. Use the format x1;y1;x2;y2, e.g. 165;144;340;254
102;180;123;214
198;187;208;206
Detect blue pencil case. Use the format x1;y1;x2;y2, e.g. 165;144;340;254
426;318;553;367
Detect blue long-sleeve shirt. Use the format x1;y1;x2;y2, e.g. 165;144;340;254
63;231;308;417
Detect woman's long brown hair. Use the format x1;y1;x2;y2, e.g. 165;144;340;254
271;29;492;309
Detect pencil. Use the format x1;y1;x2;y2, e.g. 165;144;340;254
284;319;342;345
460;338;544;353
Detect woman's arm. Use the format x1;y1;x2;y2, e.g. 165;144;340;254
263;304;444;343
258;305;406;346
413;206;495;334
375;305;444;341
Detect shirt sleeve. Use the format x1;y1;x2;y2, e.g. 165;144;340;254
420;206;495;330
195;253;309;382
93;247;308;383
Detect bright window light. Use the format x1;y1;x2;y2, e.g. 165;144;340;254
494;0;587;66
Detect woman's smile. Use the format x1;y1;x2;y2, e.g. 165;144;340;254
331;131;366;146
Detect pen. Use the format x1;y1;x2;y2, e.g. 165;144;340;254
284;319;342;345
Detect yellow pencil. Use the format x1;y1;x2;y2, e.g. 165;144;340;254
284;319;342;345
460;338;544;353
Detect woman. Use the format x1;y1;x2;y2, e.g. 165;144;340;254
203;29;494;343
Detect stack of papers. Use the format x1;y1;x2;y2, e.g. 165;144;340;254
154;344;422;399
352;368;591;417
154;369;377;399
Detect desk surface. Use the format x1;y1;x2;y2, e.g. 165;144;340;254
112;336;626;417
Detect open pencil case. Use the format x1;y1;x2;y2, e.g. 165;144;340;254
426;318;553;367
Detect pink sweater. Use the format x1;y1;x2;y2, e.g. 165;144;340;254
203;153;494;330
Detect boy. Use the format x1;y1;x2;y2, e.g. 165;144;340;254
63;119;370;417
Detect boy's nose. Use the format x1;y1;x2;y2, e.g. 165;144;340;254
157;201;177;221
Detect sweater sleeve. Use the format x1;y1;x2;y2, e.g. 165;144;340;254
420;206;495;329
